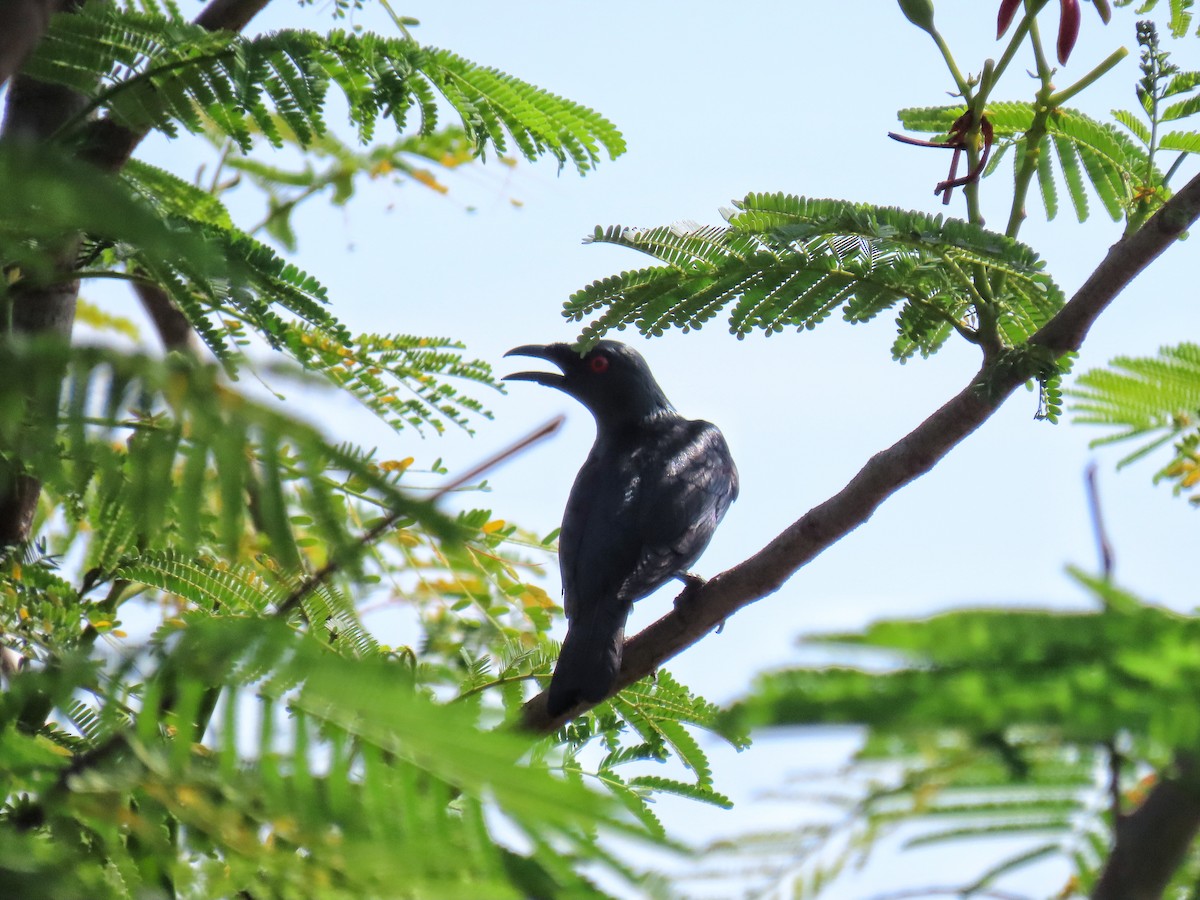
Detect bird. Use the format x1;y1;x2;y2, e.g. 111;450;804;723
504;340;738;717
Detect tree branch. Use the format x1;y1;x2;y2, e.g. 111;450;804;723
193;0;272;33
519;171;1200;734
1093;754;1200;900
0;0;66;90
0;0;63;89
133;282;197;354
0;0;275;547
1;71;88;549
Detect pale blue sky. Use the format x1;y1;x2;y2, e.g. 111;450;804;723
87;2;1200;896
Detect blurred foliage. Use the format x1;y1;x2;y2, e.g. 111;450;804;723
0;2;742;898
712;572;1199;899
211;123;504;252
1071;342;1200;503
4;0;1198;897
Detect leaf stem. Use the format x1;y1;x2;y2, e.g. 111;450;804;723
931;29;973;101
1004;17;1056;241
943;253;1000;355
1047;47;1130;107
454;672;542;703
988;0;1052;88
1164;152;1190;186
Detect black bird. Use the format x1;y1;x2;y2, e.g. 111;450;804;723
504;341;738;716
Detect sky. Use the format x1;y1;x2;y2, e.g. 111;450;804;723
79;1;1200;897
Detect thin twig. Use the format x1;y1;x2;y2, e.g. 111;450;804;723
1085;462;1114;579
1107;739;1123;825
274;416;564;618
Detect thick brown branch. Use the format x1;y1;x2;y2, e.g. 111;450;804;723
134;282;197;354
0;475;44;549
194;0;272;33
0;0;64;89
1;72;87;549
0;0;275;546
1092;754;1200;900
519;171;1200;734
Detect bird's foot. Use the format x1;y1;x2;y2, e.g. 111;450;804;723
673;573;726;632
673;572;706;609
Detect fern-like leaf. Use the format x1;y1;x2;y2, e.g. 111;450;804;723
716;568;1200;897
1070;343;1200;500
0;340;457;580
287;330;500;436
27;5;624;174
567;194;1064;361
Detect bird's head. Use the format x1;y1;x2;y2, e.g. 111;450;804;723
504;340;674;427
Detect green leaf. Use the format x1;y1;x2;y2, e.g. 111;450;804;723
116;551;282;614
27;5;624;174
1163;93;1200;121
1112;108;1152;143
1034;136;1059;220
29;617;652;899
567;194;1064;361
1070;342;1200;445
1070;343;1200;499
726;580;1200;746
1049;110;1139;221
1053;132;1091;222
627;775;733;808
1159;130;1200;152
287;330;500;436
0;340;457;572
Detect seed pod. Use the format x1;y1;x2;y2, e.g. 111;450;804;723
997;0;1023;38
1058;0;1081;63
897;0;937;34
1092;0;1112;24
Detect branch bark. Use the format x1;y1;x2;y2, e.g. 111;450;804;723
134;282;197;354
1;72;88;548
1092;754;1200;900
193;0;272;33
0;0;274;547
519;172;1200;738
0;0;64;89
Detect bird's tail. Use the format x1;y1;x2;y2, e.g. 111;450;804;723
547;601;629;717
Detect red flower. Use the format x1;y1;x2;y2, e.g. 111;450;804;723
889;112;996;205
997;0;1022;38
998;0;1103;63
1058;0;1081;64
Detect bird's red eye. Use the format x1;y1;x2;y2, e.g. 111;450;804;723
589;355;610;374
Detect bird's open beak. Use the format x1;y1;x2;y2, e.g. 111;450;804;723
503;343;575;389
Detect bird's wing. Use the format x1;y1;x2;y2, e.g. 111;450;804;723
618;420;738;604
558;446;644;622
559;419;738;617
